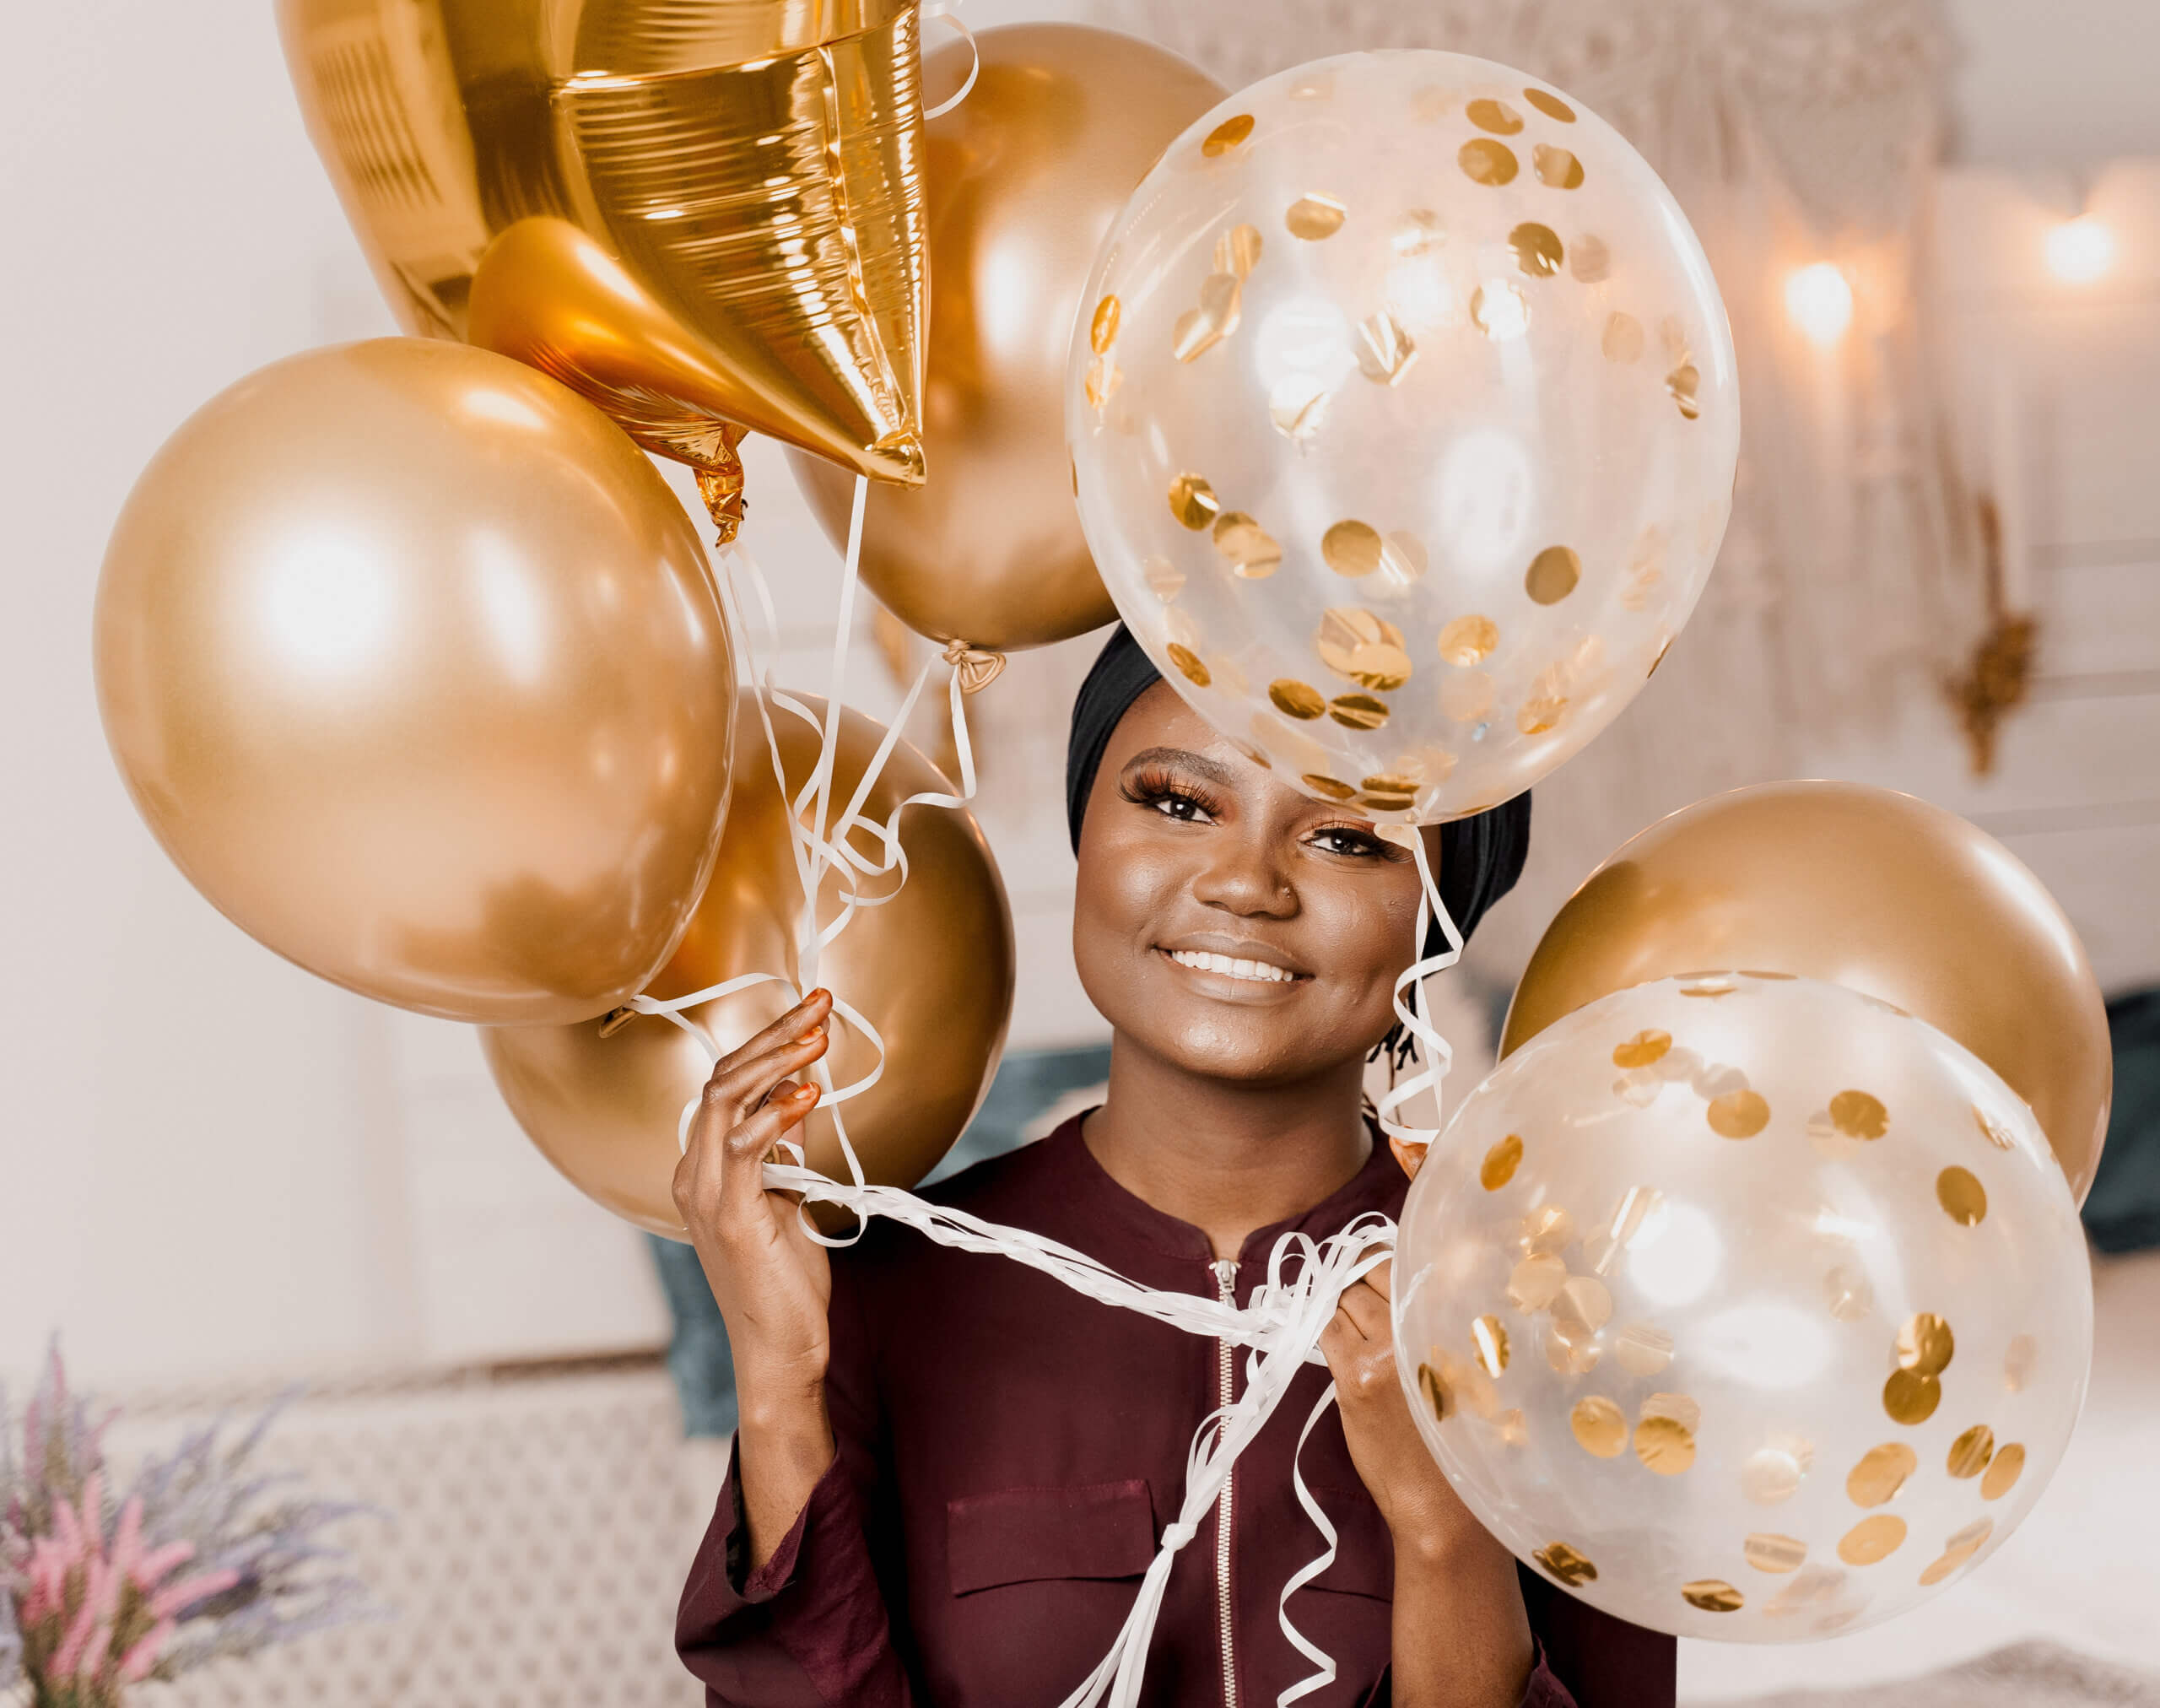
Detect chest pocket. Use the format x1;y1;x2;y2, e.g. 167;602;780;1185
946;1479;1158;1596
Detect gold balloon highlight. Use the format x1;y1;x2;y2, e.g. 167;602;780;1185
94;338;737;1025
1502;782;2112;1201
277;0;927;534
483;693;1014;1236
791;24;1223;651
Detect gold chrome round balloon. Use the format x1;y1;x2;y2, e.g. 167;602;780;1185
483;694;1015;1236
1503;781;2112;1202
94;339;737;1024
277;0;927;505
791;24;1224;650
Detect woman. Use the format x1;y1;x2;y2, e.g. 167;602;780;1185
674;628;1673;1706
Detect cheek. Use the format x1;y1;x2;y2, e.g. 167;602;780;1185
1072;826;1179;975
1313;874;1427;995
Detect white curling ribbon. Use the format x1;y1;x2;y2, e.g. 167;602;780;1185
920;0;980;118
1371;835;1465;1152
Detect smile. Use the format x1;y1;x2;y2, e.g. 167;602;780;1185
1161;948;1300;985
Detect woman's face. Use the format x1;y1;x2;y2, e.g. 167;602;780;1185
1073;682;1436;1088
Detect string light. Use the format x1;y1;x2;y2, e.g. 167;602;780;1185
1784;262;1854;348
2045;214;2114;284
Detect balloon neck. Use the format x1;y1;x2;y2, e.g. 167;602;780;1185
597;1005;640;1038
870;429;926;486
942;640;1006;694
695;452;747;547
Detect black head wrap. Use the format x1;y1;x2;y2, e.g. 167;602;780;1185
1065;624;1531;960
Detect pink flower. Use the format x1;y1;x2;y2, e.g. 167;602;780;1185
118;1617;176;1683
149;1566;240;1621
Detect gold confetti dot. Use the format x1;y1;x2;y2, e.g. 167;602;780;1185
1533;143;1585;188
1524;87;1576;122
1459;138;1520;186
1323;520;1385;577
1518;1206;1574;1255
1381;532;1427;583
1883;1370;1941;1426
1214;223;1262;279
1535;1542;1598;1587
1612;1029;1672;1069
1744;1534;1806;1575
1635;1414;1695;1476
1682;973;1739;999
1439;670;1496;722
1169;473;1218;530
1917;1516;1994;1586
1269;679;1326;721
1973;1104;2016;1151
1084;354;1121;409
1570;235;1610;280
1202;113;1254;157
1316;608;1412;690
1830;1090;1888;1139
1472;1314;1509;1377
1981;1443;2025;1500
1845;1442;1917;1507
1552;1275;1613;1343
1356;312;1418;385
1089;295;1120;354
1947;1424;1995;1479
1838;1514;1908;1566
1682;1579;1744;1612
1302;774;1357;802
1642;1391;1700;1433
1822;1263;1873;1323
1707;1089;1771;1138
1510;222;1565;277
2004;1335;2037;1392
1437;615;1498;667
1526;545;1582;604
1601;313;1645;365
1164;644;1210;688
1286;194;1347;240
1481;1132;1524;1190
1269;377;1330;443
1667;363;1702;419
1466;96;1524;134
1328;694;1390;731
1142;558;1183;602
1938;1166;1987;1226
1417;1360;1452;1422
1173;273;1243;361
1471;282;1530;338
1508;1253;1567;1311
1615;1323;1674;1377
1212;511;1281;578
1897;1313;1955;1376
1742;1438;1813;1505
1571;1395;1626;1457
1496;1408;1528;1446
1358;776;1418;813
1517;691;1568;738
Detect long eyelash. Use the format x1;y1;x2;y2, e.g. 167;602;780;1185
1120;765;1222;816
1310;819;1407;860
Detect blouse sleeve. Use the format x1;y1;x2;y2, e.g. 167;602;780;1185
675;1268;913;1707
1517;1566;1677;1708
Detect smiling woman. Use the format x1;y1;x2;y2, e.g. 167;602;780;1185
669;630;1669;1708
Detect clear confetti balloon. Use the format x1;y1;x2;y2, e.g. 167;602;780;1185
1392;974;2092;1641
1066;51;1740;821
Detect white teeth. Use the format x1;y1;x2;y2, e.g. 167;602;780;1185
1167;949;1296;984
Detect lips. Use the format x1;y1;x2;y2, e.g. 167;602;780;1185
1163;948;1298;984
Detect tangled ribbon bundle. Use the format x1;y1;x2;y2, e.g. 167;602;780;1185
633;476;1459;1706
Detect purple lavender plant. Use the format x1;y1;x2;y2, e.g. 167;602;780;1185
0;1344;376;1705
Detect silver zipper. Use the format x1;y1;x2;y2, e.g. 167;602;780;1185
1212;1257;1240;1708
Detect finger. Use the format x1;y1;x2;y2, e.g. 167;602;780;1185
710;990;833;1079
1364;1258;1392;1303
1335;1278;1390;1343
720;1084;819;1219
688;1030;829;1149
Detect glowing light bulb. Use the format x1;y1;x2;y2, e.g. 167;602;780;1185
1784;262;1853;347
2045;215;2114;284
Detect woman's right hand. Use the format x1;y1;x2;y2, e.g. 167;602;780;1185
674;988;837;1415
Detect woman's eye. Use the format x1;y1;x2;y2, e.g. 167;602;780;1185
1311;828;1382;857
1153;794;1209;822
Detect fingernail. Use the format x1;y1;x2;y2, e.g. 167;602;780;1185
792;1084;818;1103
794;1024;825;1046
807;987;831;1003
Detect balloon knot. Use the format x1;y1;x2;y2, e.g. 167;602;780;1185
1160;1520;1199;1551
1388;1136;1428;1181
942;640;1006;694
597;1005;640;1039
695;452;747;547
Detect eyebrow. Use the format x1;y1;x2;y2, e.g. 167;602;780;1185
1120;746;1241;789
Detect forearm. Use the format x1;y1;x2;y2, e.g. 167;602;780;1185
734;1356;838;1571
1388;1515;1535;1708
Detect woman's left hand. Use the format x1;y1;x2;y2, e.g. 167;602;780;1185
1319;1258;1475;1545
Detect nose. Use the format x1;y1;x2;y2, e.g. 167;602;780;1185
1190;823;1297;919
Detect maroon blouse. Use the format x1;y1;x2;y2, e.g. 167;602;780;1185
678;1116;1674;1706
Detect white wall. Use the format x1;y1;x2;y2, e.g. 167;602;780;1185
6;0;2158;1390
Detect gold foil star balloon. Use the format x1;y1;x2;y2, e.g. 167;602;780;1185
1396;974;2092;1641
278;0;928;538
1066;51;1740;822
